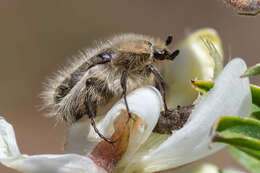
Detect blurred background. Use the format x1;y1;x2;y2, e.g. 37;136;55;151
0;1;259;172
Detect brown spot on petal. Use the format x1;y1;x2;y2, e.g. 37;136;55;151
89;110;133;172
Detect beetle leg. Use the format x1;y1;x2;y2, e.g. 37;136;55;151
84;79;118;144
84;97;119;144
120;71;132;118
147;65;168;112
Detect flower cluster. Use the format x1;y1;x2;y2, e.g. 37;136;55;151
0;29;252;173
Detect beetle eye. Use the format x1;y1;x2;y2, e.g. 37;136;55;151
98;52;111;60
97;49;115;60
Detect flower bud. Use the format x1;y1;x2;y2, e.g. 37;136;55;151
161;28;224;107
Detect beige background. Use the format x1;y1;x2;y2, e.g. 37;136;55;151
0;1;259;173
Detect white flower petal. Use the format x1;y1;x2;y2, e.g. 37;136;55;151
193;164;219;173
64;87;163;172
99;87;163;171
64;118;96;155
138;58;252;172
7;154;106;173
99;87;163;141
0;117;106;173
0;117;21;159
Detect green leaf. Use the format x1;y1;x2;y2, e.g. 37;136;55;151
228;146;260;173
191;80;214;94
251;84;260;107
212;116;260;160
191;80;260;107
252;104;260;120
241;63;260;77
250;84;260;119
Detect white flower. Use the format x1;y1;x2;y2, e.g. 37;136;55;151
0;58;251;173
193;164;247;173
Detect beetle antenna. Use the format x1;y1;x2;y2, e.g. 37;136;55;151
165;36;173;46
167;49;180;61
